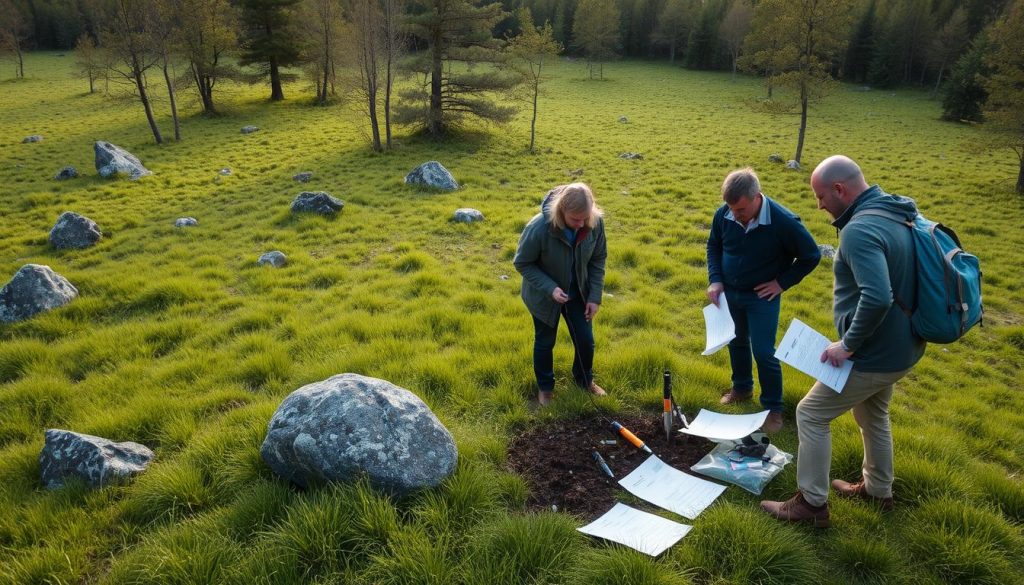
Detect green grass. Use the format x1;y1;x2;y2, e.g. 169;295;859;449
1;52;1023;584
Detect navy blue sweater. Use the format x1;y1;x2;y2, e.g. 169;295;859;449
706;198;821;292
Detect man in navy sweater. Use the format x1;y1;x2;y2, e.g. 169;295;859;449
706;167;821;432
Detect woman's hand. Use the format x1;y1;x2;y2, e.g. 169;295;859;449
585;302;600;321
551;287;569;303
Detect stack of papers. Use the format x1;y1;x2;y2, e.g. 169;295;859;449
774;318;853;393
702;294;736;355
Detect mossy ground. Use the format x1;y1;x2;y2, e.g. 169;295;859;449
1;53;1022;584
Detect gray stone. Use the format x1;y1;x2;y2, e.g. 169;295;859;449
23;135;43;143
785;159;801;170
293;171;313;182
818;244;836;260
261;373;458;493
568;168;585;177
405;161;458;191
39;429;153;489
175;217;198;228
619;152;644;160
618;116;629;123
0;264;78;323
55;166;79;180
219;168;232;176
452;208;484;223
241;126;259;134
49;212;102;249
258;251;287;268
499;274;509;280
768;153;784;163
291;191;344;216
94;141;152;180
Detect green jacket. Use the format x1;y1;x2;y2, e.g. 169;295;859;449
833;185;926;372
513;199;608;328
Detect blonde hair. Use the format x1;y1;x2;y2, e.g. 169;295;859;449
548;183;603;230
721;167;760;204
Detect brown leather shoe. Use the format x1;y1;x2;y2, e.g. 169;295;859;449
538;391;553;406
720;388;753;405
761;492;830;527
831;479;894;511
587;382;607;396
761;411;783;433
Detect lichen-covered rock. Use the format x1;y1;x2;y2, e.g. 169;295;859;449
619;152;644;160
785;159;801;170
405;161;458;191
768;153;784;163
39;429;154;489
452;208;484;223
818;244;836;260
241;126;259;134
94;141;152;180
293;171;313;183
290;191;343;215
55;166;79;180
175;217;198;228
258;251;287;268
23;135;43;143
261;373;458;493
49;212;101;249
0;264;78;323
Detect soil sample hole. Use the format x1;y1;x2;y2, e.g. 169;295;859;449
507;414;715;520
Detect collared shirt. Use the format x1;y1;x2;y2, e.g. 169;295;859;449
725;194;773;233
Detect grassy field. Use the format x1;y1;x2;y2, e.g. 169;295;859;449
1;52;1023;585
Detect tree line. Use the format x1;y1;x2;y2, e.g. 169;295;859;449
1;0;1021;191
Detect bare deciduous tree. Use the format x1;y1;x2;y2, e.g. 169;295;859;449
100;0;164;144
506;8;562;152
73;33;106;93
572;0;620;79
719;0;752;79
0;0;29;79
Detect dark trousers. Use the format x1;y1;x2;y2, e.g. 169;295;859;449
726;289;783;412
532;296;594;392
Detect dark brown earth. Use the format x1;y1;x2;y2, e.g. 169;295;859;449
507;414;715;520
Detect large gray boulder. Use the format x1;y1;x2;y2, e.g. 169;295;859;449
49;212;102;249
405;161;458;191
94;141;152;179
0;264;78;323
39;429;154;489
261;373;458;493
291;191;343;216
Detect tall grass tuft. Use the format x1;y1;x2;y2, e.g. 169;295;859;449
827;532;904;584
412;460;503;537
102;517;243;585
0;339;51;384
462;512;584;585
365;527;458;585
568;547;692;585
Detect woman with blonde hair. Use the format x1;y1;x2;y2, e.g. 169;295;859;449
513;183;608;406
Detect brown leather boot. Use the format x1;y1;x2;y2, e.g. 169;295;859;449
587;382;607;396
537;391;553;406
720;388;753;405
761;492;830;528
761;411;784;433
831;479;894;511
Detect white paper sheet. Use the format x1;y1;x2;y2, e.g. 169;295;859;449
577;503;692;557
702;294;736;355
618;455;726;520
678;408;770;441
774;318;853;393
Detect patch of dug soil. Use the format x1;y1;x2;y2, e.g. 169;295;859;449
507;414;715;520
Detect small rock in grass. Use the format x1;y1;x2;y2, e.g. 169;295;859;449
818;244;836;260
55;166;78;180
618;116;628;123
23;135;43;143
785;159;801;170
175;217;198;228
569;168;584;177
405;161;458;191
241;126;259;134
49;212;102;249
452;208;484;223
500;274;509;280
0;264;78;323
291;191;344;216
219;168;232;176
768;153;784;163
293;171;313;182
39;429;154;490
619;152;643;160
258;251;287;268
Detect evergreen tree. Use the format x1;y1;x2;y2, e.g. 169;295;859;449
941;32;991;122
399;0;517;136
650;0;696;65
844;0;875;83
684;0;724;70
238;0;304;101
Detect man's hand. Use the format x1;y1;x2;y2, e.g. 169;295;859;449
706;282;724;306
585;302;600;321
754;280;783;301
820;340;853;367
551;287;569;304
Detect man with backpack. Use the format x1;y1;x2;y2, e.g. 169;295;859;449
761;155;928;527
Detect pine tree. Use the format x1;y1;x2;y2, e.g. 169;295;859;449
941;32;991;122
238;0;304;101
844;0;875;83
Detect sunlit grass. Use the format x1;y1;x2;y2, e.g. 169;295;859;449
1;52;1022;583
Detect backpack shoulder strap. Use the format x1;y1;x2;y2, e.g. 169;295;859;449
848;209;916;317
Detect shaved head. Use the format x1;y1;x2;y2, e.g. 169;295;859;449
810;155;871;220
812;155;864;186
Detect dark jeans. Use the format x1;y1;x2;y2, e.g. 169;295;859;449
532;296;594;392
726;289;783;412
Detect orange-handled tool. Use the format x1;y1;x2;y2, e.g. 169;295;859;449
611;421;652;454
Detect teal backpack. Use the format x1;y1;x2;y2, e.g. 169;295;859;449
854;210;982;343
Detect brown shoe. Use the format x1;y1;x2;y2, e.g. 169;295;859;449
538;391;553;406
587;382;607;396
761;411;783;433
761;492;830;528
831;479;894;511
720;388;753;405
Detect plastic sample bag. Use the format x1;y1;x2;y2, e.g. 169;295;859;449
690;439;792;495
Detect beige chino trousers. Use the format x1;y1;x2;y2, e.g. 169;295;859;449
795;367;911;507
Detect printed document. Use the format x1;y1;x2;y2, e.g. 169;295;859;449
702;294;736;355
578;503;692;557
618;455;726;519
678;409;770;442
774;318;853;393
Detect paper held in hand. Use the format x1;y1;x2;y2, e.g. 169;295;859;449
774;318;853;393
577;503;692;557
702;293;736;355
678;409;770;442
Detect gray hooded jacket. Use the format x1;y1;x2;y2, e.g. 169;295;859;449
513;193;608;328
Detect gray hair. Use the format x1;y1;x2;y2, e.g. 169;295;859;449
721;168;760;204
